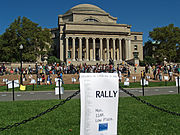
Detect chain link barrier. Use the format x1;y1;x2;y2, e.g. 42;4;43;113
0;90;80;132
119;86;180;116
1;85;180;132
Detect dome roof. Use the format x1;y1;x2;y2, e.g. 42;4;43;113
65;4;107;14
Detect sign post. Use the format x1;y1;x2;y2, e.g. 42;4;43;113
55;78;64;99
80;73;119;135
141;77;145;96
58;79;61;100
12;80;15;101
176;76;180;94
178;76;180;94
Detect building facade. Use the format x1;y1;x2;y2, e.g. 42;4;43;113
51;4;143;65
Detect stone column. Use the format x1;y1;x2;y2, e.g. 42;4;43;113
100;38;103;61
65;37;69;59
128;38;132;59
119;38;122;61
106;38;110;61
117;47;119;61
79;37;82;61
59;33;64;61
93;38;96;61
125;39;129;60
85;37;89;61
72;37;76;61
113;38;116;61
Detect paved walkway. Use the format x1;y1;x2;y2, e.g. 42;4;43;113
0;86;178;101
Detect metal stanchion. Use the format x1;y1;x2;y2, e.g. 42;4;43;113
6;84;8;91
33;83;34;91
142;77;145;96
58;79;61;100
12;80;15;101
165;80;167;86
178;76;179;94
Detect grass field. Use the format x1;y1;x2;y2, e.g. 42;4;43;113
1;94;180;134
0;81;176;92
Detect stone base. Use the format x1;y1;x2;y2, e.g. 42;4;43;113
68;60;123;66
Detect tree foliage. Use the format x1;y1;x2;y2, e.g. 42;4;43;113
47;56;61;64
146;24;180;63
0;16;53;62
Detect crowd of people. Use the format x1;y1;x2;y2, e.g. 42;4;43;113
0;62;179;83
0;63;131;75
141;64;180;81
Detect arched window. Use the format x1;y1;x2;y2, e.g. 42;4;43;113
84;18;99;22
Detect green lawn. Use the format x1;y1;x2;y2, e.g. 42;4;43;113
0;81;176;92
1;94;180;134
121;81;176;88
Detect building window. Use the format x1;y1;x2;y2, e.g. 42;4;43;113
133;52;139;59
84;18;99;22
134;45;138;51
134;36;137;40
68;51;71;58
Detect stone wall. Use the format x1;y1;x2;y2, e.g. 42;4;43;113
0;62;37;68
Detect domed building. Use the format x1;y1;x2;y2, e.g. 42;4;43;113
51;4;143;65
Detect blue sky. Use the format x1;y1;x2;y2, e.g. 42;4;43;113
0;0;179;43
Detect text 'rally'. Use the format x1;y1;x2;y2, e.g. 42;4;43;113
96;90;118;98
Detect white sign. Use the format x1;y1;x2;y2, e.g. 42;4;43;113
132;76;136;80
3;78;8;83
30;79;36;84
146;76;150;79
164;76;169;81
124;81;129;86
80;73;119;135
175;77;180;87
55;87;64;95
72;77;76;82
38;78;42;82
7;81;12;88
141;79;148;85
145;80;149;85
55;78;60;82
7;80;19;88
56;80;62;87
14;80;19;88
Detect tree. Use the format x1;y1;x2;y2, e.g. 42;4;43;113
145;24;180;63
47;56;61;64
0;16;53;62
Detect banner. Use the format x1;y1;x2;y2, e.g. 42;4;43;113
30;79;36;84
80;73;119;135
55;87;64;95
141;79;148;85
175;77;180;87
7;80;19;88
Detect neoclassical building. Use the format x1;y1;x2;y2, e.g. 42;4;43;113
51;4;143;65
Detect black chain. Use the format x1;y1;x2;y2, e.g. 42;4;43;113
120;86;180;116
1;85;179;131
0;90;80;132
